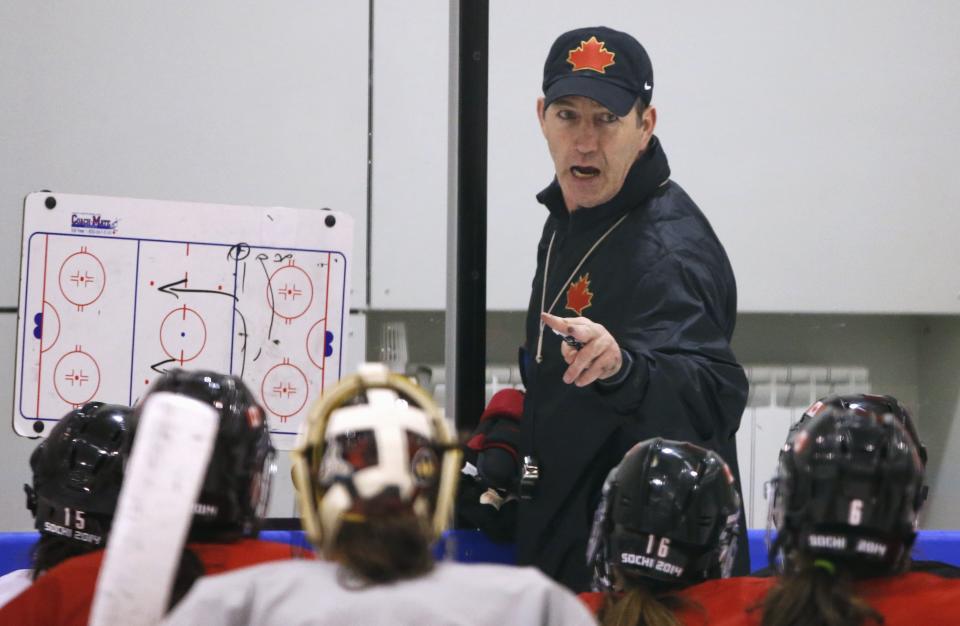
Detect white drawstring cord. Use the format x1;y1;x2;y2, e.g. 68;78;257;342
534;213;628;363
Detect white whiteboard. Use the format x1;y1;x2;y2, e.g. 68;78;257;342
369;0;450;309
14;192;353;449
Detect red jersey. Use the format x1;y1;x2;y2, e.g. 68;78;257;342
0;538;299;626
581;572;960;626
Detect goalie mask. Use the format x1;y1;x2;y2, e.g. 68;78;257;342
771;406;925;575
26;402;133;548
134;370;276;539
586;438;740;591
292;363;461;554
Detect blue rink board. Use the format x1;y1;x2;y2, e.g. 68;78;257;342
3;529;959;576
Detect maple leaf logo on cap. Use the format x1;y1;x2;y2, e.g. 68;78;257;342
567;36;616;74
565;274;594;315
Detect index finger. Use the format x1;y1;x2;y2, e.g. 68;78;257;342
540;313;593;340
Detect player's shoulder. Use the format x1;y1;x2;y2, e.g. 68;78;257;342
680;576;772;605
43;548;106;579
433;561;572;593
188;537;309;574
429;563;594;625
577;590;605;614
435;560;553;579
190;557;328;596
233;537;309;557
861;569;960;596
852;571;960;623
218;555;323;579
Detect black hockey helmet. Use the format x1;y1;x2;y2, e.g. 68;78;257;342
25;402;133;548
771;406;925;574
134;370;276;539
586;438;740;591
797;394;927;465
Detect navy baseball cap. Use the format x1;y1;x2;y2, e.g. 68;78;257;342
542;26;654;117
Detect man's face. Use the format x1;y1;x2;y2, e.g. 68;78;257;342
538;95;656;212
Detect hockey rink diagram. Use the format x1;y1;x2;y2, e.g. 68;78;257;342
15;193;353;449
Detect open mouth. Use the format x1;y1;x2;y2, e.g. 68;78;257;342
570;166;600;179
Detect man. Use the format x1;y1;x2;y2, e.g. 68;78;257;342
518;26;749;590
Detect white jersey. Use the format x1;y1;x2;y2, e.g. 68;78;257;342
0;569;32;608
163;560;597;626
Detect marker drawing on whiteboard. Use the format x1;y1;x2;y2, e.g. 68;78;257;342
226;242;251;261
157;278;237;301
150;358;177;374
234;307;248;378
258;254;277;340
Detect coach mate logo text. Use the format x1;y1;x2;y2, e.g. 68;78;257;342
71;212;119;234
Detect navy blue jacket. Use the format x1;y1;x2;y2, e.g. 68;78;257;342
518;136;750;590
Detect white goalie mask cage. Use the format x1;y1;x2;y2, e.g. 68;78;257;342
292;363;461;554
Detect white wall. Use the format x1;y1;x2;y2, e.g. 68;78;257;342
369;1;450;309
0;1;370;309
918;317;960;529
486;1;960;313
0;1;372;529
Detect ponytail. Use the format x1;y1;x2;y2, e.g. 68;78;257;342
30;535;94;580
759;558;883;626
334;510;434;588
598;581;693;626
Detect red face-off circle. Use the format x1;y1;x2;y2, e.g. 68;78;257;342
159;305;207;364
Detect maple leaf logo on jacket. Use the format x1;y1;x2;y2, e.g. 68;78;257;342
567;36;616;73
565;274;594;315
